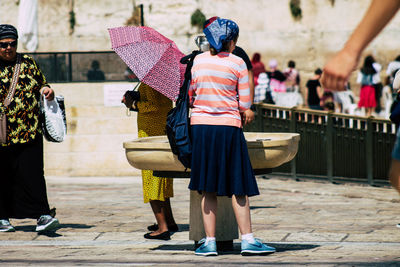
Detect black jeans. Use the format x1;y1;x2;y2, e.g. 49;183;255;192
0;136;50;219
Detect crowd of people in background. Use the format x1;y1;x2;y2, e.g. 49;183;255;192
251;53;400;118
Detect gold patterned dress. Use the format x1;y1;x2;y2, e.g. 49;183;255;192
0;54;48;146
136;83;173;203
0;53;51;219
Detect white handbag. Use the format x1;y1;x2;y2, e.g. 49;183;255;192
40;95;67;142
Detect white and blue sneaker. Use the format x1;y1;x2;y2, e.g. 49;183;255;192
241;239;276;256
0;219;15;232
36;215;59;232
195;238;218;256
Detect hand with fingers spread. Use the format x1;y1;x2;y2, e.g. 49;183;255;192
321;0;400;91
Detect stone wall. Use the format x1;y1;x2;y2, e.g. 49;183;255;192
1;0;133;52
2;0;400;176
44;82;141;176
2;0;400;91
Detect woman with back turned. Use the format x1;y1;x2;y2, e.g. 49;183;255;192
188;17;276;256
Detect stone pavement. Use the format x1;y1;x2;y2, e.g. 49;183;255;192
1;175;400;266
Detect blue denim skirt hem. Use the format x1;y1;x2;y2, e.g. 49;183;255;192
188;125;259;197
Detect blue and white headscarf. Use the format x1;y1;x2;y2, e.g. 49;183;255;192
203;17;239;53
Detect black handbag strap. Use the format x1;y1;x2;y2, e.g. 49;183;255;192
3;54;22;108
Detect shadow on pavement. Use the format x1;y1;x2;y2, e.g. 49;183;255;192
176;224;189;232
151;244;194;252
13;223;94;238
14;223;94;232
272;243;319;252
58;223;94;229
152;242;319;254
37;231;62;237
250;206;276;210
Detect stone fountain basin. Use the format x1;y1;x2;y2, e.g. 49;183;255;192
123;132;300;172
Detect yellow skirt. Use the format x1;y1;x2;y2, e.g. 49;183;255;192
138;130;173;203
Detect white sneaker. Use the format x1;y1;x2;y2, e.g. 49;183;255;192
36;215;59;232
0;219;15;232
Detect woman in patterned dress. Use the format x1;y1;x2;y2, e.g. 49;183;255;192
130;82;177;240
0;24;59;233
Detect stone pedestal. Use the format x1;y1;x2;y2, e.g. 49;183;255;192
189;190;238;242
124;133;300;251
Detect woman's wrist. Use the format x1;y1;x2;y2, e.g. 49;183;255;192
342;42;362;63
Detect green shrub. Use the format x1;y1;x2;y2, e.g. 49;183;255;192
191;9;206;30
290;0;302;21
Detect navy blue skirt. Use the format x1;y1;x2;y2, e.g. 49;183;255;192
189;125;259;197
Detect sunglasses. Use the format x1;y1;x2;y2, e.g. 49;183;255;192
0;41;17;49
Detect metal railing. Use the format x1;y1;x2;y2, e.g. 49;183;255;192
245;104;397;185
27;51;138;83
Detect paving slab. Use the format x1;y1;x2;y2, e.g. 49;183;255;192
0;175;400;266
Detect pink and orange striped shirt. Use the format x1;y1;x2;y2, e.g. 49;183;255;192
189;51;251;128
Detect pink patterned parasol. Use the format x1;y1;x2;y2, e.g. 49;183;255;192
108;26;186;101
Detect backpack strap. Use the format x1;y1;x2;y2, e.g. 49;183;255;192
180;50;202;80
177;50;202;100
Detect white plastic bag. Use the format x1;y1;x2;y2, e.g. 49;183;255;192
40;95;67;142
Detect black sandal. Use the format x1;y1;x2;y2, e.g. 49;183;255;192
147;223;179;232
144;231;170;240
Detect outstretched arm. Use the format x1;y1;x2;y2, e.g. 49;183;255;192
321;0;400;91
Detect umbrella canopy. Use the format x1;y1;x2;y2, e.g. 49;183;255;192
108;26;186;101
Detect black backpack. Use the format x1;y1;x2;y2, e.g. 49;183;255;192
166;51;200;169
